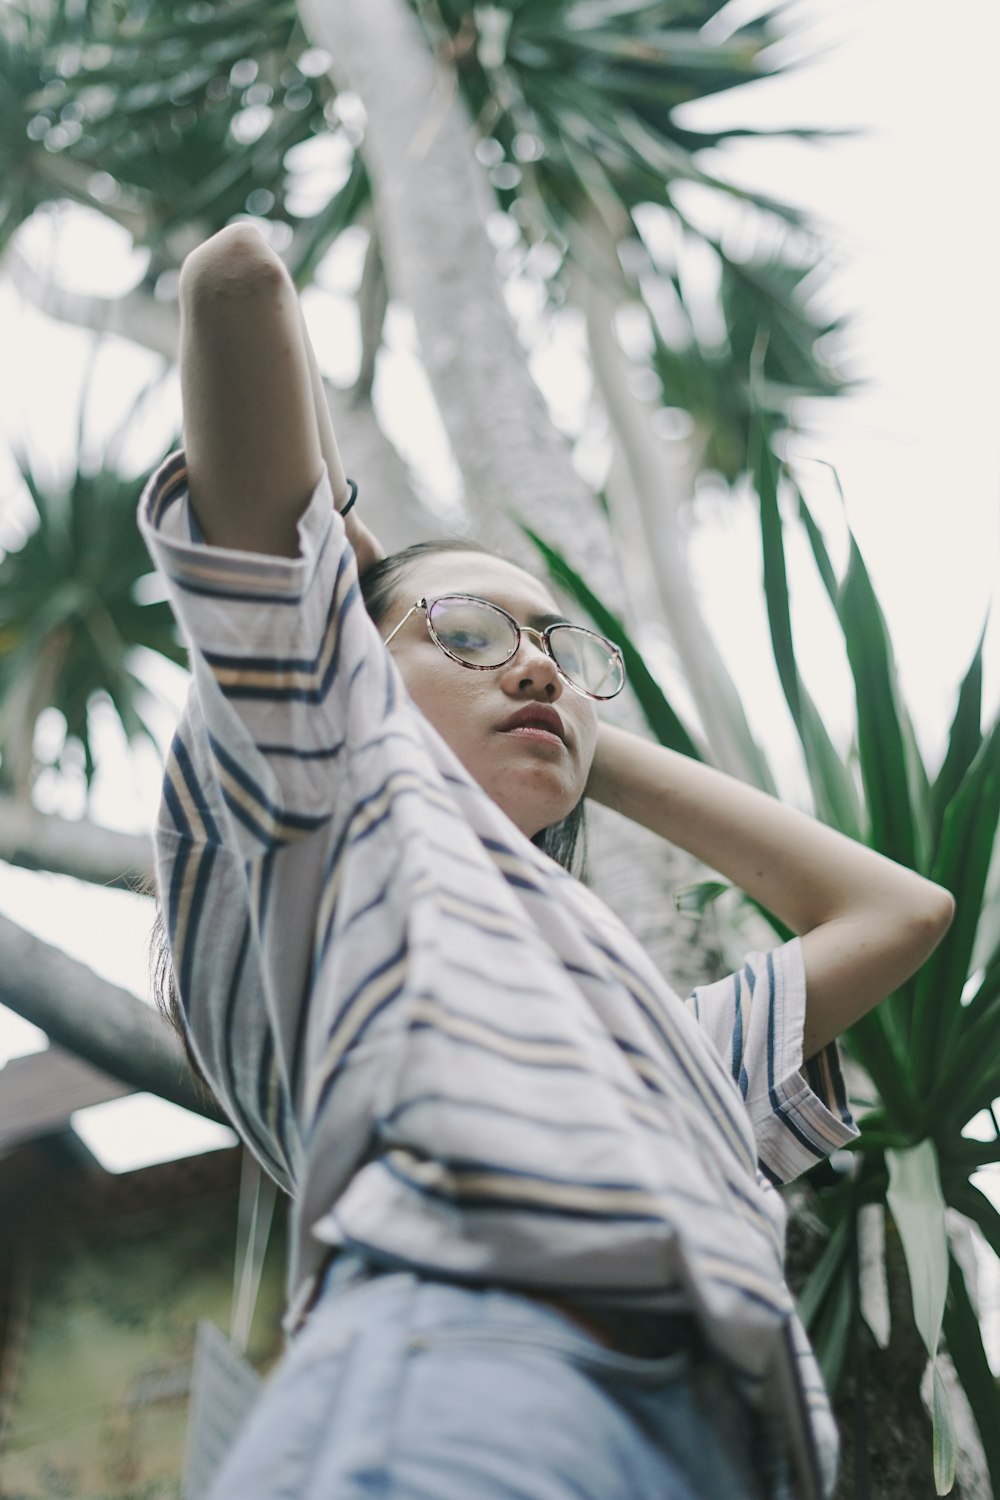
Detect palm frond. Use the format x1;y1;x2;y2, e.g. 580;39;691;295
0;406;182;795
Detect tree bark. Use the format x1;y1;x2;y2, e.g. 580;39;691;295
831;1220;940;1500
0;799;153;890
326;379;443;554
0;912;225;1123
575;217;777;792
302;0;616;581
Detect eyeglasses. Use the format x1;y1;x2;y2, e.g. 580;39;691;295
383;594;626;701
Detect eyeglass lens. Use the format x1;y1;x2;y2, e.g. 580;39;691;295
427;597;623;698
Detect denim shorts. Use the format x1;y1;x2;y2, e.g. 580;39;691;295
206;1251;790;1500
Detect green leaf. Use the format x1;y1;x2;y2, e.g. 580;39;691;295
0;406;179;794
844;1008;915;1129
942;1251;1000;1496
960;947;1000;1029
969;849;1000;978
886;1142;958;1494
513;520;705;759
931;612;988;842
925;978;1000;1130
913;712;1000;1104
672;879;731;916
886;1141;949;1355
514;511;778;793
839;534;921;872
751;416;863;839
1;0;333;254
947;1180;1000;1261
792;474;840;605
795;1212;849;1330
454;0;849;476
810;1249;854;1394
930;1363;957;1496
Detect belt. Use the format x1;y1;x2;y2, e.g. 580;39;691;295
524;1293;702;1360
299;1249;699;1361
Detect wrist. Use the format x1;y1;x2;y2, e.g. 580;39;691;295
335;476;358;517
344;515;386;577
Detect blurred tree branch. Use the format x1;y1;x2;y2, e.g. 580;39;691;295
0;910;224;1122
3;240;178;359
0;798;153;889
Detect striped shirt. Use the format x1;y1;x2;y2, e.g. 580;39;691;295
140;453;858;1498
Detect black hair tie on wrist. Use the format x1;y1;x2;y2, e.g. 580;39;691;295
339;477;358;517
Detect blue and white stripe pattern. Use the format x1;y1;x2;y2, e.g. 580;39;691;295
140;452;858;1497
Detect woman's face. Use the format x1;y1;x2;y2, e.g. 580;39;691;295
380;551;600;839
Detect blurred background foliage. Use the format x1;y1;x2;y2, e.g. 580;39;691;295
0;0;851;792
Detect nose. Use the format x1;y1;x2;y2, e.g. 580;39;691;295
501;629;563;698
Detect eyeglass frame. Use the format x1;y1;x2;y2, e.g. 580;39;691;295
382;593;627;701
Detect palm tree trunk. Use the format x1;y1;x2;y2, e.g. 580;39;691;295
331;221;450;549
0;799;152;889
299;0;712;987
0;912;223;1122
575;216;777;792
301;0;613;577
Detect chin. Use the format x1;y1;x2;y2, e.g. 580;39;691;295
483;763;578;835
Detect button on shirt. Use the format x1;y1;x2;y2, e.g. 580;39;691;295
139;454;858;1498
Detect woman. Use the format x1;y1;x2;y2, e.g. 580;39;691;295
140;222;954;1500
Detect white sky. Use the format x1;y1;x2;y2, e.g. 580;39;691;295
1;0;999;1353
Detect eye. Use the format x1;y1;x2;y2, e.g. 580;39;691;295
446;628;491;650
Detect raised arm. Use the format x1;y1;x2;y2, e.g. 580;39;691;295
585;723;955;1057
178;222;385;572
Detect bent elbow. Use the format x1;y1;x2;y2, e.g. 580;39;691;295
903;887;956;968
923;886;956;937
179;222;288;314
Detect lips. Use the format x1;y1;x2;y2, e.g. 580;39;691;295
497;705;567;745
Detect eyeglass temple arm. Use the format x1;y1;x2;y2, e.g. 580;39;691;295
382;600;426;647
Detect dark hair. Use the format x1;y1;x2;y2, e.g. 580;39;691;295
147;885;216;1107
152;535;589;1079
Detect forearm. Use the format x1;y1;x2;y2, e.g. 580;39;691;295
586;722;951;933
298;303;387;577
179;222;385;572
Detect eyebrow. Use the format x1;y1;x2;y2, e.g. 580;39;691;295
481;597;571;629
436;591;573;629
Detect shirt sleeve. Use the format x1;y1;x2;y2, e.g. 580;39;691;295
684;936;859;1184
138;449;397;861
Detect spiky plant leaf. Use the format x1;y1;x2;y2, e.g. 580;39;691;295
931;615;989;838
751;414;863;838
886;1142;957;1494
0;0;339;258
0;438;184;796
942;1253;1000;1494
912;713;1000;1103
513;517;704;758
424;0;849;470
